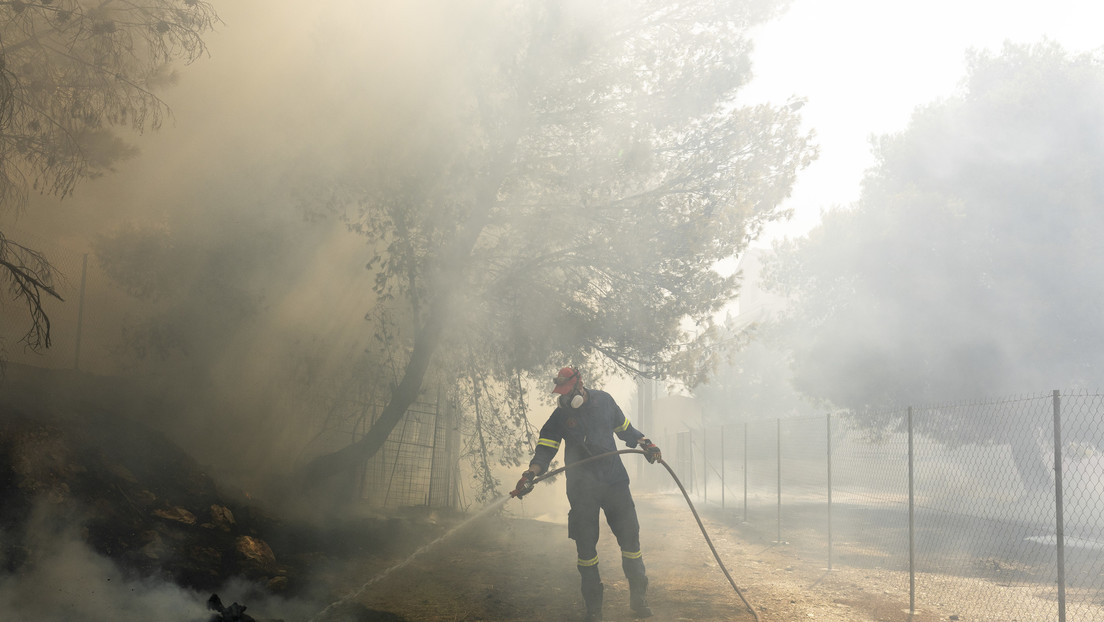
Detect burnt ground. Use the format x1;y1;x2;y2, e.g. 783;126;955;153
0;368;441;622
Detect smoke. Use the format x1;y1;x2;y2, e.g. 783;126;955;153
0;0;456;489
0;510;208;622
0;502;330;622
0;535;328;622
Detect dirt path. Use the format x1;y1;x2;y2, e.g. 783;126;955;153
314;491;965;622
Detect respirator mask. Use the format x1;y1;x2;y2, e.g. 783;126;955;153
559;389;585;409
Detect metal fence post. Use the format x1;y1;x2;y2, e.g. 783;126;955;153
776;418;782;544
743;421;748;523
908;406;916;615
73;253;89;371
703;427;708;505
827;412;833;572
1053;389;1066;622
427;390;440;506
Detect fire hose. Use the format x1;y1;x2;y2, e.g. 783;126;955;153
511;449;760;622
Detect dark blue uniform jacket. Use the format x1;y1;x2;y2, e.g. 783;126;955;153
531;389;645;493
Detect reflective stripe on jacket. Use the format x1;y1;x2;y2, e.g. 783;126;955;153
531;389;645;488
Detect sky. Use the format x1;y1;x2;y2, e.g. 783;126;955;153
742;0;1104;247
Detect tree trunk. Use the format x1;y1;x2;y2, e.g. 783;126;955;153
293;70;530;504
296;157;514;500
299;289;450;485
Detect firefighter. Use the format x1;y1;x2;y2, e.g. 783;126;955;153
514;366;662;621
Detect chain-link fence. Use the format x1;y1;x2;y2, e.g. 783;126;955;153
655;391;1104;621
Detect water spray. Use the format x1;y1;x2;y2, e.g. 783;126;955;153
308;450;759;622
305;495;512;622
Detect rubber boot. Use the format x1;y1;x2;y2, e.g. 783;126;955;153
579;565;604;621
623;556;652;618
628;575;652;618
582;582;604;621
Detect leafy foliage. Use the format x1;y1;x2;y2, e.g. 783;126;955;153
319;0;812;381
294;0;816;485
458;366;539;501
0;0;219;204
771;42;1104;432
0;0;219;354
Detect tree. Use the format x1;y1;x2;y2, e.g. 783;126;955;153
770;42;1104;488
0;0;219;355
298;0;816;490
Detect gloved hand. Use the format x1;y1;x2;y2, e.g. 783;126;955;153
639;438;662;464
510;470;537;498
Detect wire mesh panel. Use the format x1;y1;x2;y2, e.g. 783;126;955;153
427;397;461;509
714;394;1104;620
829;411;911;584
1058;392;1104;618
295;383;460;512
778;416;829;562
778;415;829;499
743;419;780;531
675;430;694;492
717;423;747;516
911;394;1059;620
361;398;446;509
699;423;738;511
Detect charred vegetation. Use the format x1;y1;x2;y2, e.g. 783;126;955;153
0;365;432;618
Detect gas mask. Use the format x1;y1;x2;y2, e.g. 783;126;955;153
559;387;585;409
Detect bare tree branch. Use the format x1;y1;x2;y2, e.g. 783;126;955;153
0;231;63;351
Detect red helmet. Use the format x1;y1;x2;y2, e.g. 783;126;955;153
552;367;579;394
